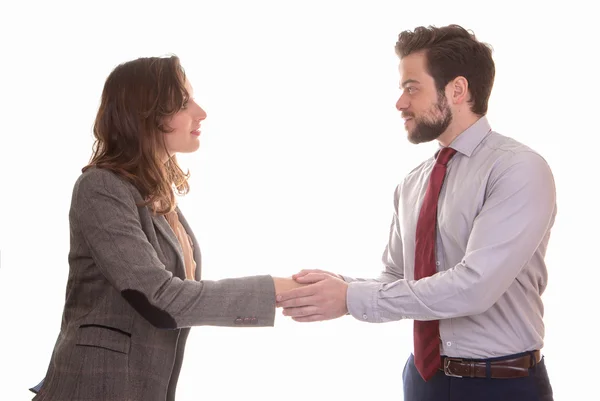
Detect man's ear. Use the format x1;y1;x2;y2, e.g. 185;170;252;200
448;76;469;105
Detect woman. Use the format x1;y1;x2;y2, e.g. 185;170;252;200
31;55;301;401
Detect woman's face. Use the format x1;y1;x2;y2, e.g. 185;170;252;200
163;79;207;157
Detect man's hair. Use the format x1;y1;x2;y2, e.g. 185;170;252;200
395;24;495;115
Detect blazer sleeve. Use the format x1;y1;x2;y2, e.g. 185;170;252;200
72;168;276;329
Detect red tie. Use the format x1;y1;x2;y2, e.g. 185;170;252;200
413;147;457;381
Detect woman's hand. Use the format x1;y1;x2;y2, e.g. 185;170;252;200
272;277;306;296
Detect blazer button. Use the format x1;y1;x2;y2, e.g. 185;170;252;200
234;317;243;325
243;317;252;325
250;317;258;325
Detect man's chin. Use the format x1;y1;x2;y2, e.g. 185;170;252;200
406;127;443;145
407;133;419;144
407;131;429;145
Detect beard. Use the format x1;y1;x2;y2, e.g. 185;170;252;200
405;93;453;144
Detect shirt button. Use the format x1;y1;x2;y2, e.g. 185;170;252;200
436;261;441;266
362;314;368;320
446;341;452;346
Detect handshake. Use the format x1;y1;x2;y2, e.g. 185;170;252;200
272;269;349;322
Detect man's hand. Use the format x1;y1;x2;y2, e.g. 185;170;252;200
291;269;343;281
276;272;348;322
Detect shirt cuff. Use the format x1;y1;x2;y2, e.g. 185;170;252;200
346;281;383;323
339;274;356;283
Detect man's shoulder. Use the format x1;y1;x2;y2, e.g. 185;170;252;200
480;131;542;159
473;131;554;192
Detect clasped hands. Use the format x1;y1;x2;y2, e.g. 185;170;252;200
275;269;349;322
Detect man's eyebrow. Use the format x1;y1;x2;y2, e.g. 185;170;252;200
400;79;420;88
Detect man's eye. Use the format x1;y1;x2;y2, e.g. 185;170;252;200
407;87;416;94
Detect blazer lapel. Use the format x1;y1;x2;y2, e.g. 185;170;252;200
151;213;186;279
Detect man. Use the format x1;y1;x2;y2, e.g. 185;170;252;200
276;24;556;401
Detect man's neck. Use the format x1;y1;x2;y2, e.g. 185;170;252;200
437;113;482;147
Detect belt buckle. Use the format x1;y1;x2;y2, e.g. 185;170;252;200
443;357;463;378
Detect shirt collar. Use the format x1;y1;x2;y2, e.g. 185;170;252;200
437;116;492;158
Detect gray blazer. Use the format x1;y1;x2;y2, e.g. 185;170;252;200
33;167;276;401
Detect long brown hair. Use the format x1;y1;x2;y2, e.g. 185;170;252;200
84;55;190;215
395;25;495;116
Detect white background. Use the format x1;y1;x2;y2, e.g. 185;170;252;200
0;1;597;400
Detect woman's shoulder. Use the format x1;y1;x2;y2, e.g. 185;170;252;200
75;166;126;187
72;166;139;201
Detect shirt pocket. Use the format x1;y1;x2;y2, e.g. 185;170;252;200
76;324;131;354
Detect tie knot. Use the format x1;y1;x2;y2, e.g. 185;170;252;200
436;147;457;166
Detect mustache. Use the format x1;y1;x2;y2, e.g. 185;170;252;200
402;112;415;119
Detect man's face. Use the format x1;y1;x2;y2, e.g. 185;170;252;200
396;51;452;144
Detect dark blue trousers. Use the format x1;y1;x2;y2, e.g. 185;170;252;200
402;353;553;401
